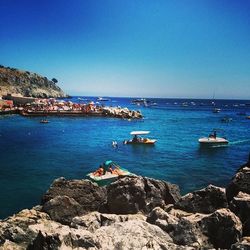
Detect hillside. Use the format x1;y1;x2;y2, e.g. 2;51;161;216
0;65;67;98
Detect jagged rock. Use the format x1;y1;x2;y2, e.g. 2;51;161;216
102;107;142;119
148;207;242;249
103;176;181;214
27;218;99;249
0;208;100;249
42;195;85;225
147;207;179;233
41;177;107;224
71;211;146;232
227;166;250;201
0;208;194;250
0;66;66;98
201;208;242;249
230;192;250;236
27;231;61;250
174;184;228;214
93;220;190;250
0;209;51;248
231;237;250;249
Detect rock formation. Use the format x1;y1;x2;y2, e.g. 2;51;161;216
102;107;142;119
0;65;66;98
0;157;250;249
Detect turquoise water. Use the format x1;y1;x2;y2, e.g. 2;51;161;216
0;97;250;219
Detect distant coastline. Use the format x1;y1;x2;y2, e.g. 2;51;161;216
0;65;67;98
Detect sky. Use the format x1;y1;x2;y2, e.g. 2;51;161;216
0;0;250;99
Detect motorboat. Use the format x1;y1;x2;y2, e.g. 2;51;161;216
123;131;157;145
97;97;110;101
40;119;49;124
213;108;221;113
221;117;232;123
198;130;229;145
131;98;149;106
87;160;133;184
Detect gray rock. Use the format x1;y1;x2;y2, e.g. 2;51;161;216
0;209;51;247
227;166;250;201
148;207;242;249
201;208;242;249
0;208;193;250
93;220;186;250
42;195;85;225
27;231;61;250
147;207;179;233
71;211;146;232
230;192;250;236
41;177;107;223
174;184;228;214
104;176;181;214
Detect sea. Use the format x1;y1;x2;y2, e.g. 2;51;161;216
0;97;250;219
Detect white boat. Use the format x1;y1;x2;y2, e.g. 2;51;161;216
199;131;228;145
124;131;157;145
213;108;221;113
97;97;110;101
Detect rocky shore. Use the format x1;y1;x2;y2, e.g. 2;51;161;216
0;160;250;249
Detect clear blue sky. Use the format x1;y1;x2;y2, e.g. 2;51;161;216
1;0;250;99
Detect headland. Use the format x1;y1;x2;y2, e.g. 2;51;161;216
0;65;143;119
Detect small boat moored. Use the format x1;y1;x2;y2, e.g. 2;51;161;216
213;108;221;113
198;130;229;146
40;119;49;124
87;160;134;184
123;131;157;145
221;117;232;123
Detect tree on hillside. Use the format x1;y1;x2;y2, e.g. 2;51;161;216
52;78;58;83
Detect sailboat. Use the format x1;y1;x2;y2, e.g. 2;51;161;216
211;91;221;113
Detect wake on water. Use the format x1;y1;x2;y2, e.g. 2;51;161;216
211;139;250;148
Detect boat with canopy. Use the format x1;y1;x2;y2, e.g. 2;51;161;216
123;131;157;145
198;129;229;146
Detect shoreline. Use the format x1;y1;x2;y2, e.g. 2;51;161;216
0;158;249;249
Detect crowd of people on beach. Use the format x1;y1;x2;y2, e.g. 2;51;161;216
21;98;102;113
0;96;143;119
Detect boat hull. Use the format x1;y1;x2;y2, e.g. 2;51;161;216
124;139;157;145
198;137;229;145
87;168;133;185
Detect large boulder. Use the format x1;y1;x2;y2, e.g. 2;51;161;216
201;208;242;249
41;177;107;224
148;207;242;249
42;195;85;225
230;192;250;236
174;184;228;214
103;176;181;214
226;166;250;201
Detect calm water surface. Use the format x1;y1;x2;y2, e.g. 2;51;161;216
0;97;250;218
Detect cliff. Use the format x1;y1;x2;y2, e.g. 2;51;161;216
0;65;67;98
0;158;250;249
